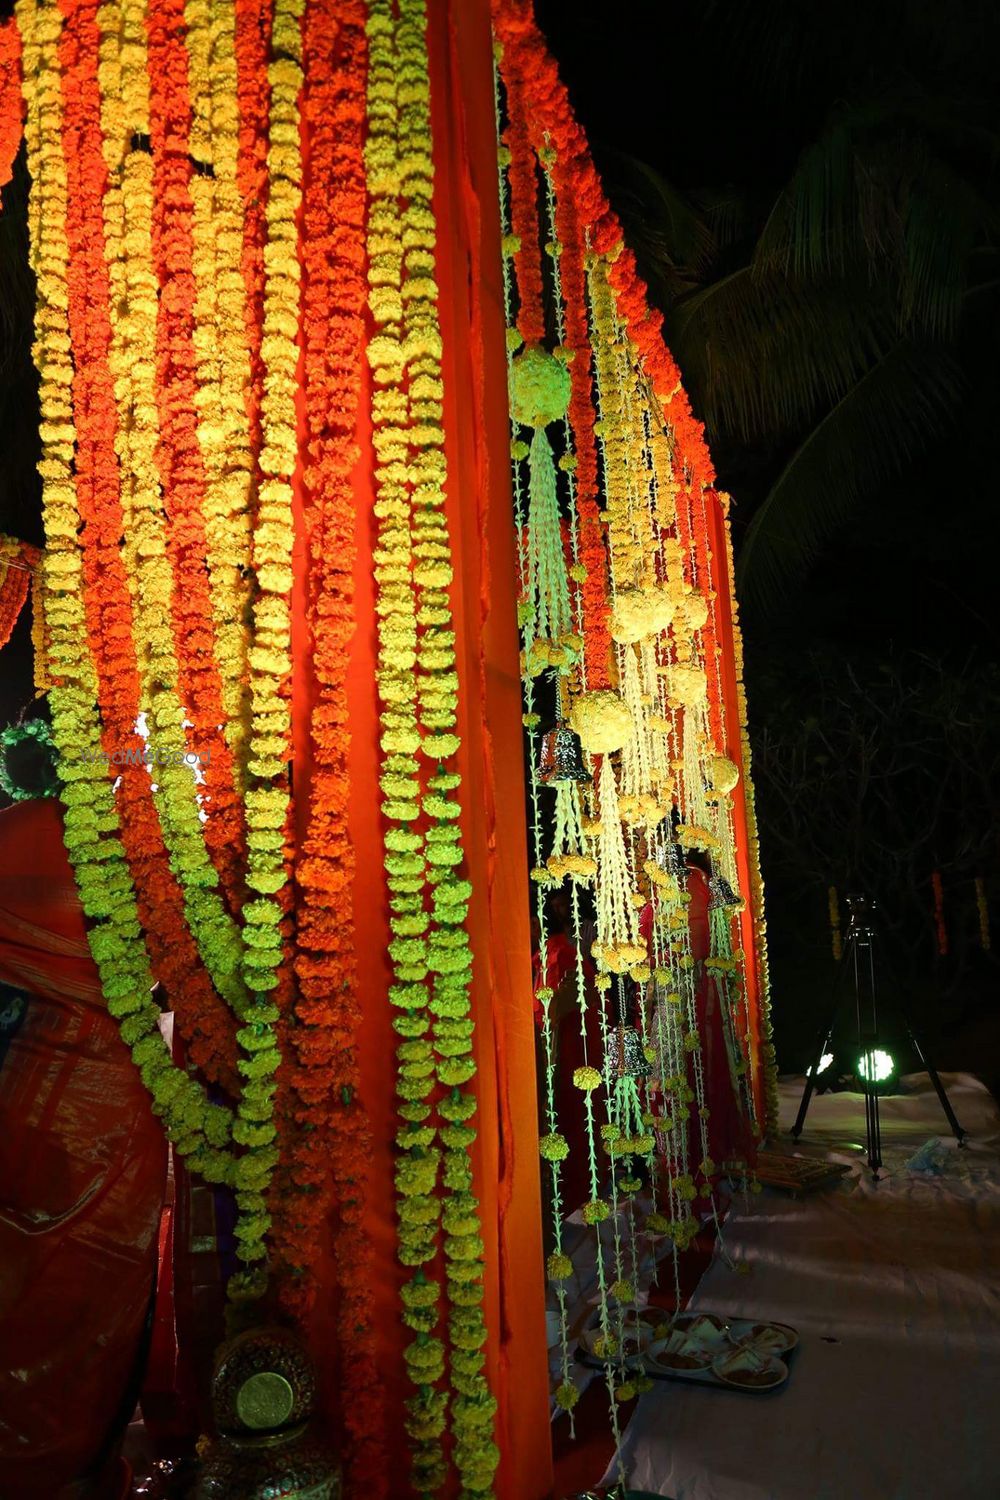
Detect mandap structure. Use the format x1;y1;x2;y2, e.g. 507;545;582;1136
0;0;776;1496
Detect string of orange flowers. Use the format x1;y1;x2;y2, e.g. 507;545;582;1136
0;537;35;651
146;0;246;914
287;2;383;1487
0;15;21;203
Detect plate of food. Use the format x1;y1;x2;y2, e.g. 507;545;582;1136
711;1344;788;1391
668;1312;731;1353
579;1315;666;1368
742;1320;798;1354
648;1327;714;1373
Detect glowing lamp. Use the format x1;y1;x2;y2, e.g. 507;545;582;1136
808;1052;835;1078
856;1048;896;1091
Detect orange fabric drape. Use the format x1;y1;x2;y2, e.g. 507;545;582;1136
293;2;552;1495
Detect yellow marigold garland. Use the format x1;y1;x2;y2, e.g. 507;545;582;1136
95;0;247;1020
226;0;304;1294
182;0;254;776
366;1;498;1492
16;0;233;1181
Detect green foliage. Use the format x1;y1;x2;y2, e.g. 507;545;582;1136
605;38;1000;615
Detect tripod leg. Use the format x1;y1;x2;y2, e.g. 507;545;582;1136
863;935;968;1147
903;1016;968;1145
791;959;849;1140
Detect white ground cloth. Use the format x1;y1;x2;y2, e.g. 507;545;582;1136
605;1072;1000;1499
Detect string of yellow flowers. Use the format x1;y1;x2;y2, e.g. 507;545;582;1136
365;7;447;1490
366;2;498;1493
394;5;499;1494
16;0;233;1180
94;0;247;1019
226;0;304;1295
183;0;253;778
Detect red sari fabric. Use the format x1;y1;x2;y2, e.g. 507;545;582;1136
0;799;167;1497
642;868;755;1175
533;934;601;1212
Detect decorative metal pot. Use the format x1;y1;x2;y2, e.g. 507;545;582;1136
191;1328;340;1500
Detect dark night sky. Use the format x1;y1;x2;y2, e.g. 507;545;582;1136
535;0;1000;666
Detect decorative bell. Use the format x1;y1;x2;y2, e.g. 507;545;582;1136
604;1023;652;1081
655;840;686;880
709;874;740;911
538;723;590;785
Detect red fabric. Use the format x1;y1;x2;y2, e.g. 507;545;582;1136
641;869;755;1172
0;799;167;1497
706;496;767;1123
687;868;755;1169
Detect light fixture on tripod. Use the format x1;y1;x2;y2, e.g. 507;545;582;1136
792;893;966;1176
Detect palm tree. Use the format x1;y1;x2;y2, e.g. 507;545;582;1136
585;0;1000;614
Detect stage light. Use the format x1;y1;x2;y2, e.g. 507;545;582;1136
857;1048;895;1085
808;1051;834;1077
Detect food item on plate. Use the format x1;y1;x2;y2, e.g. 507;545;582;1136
712;1346;786;1390
653;1329;713;1371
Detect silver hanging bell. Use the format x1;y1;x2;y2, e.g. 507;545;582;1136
538;723;590;785
709;874;740;911
656;840;686;880
604;1024;651;1081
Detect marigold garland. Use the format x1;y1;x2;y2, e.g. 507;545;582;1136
182;0;255;782
146;0;246;910
0;536;35;651
0;15;22;203
285;0;383;1485
366;1;498;1493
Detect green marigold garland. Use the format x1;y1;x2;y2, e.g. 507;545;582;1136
365;0;498;1493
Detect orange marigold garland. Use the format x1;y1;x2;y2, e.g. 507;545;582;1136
146;0;246;912
0;14;22;201
0;537;35;651
285;2;383;1485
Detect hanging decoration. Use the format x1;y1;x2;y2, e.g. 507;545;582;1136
6;0;771;1491
492;0;774;1460
0;536;38;652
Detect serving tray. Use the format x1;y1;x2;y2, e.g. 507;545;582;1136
576;1309;798;1393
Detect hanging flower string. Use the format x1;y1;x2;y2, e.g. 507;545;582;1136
287;0;384;1485
365;1;498;1493
0;15;22;203
0;536;36;651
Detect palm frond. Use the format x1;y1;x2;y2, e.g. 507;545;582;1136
602;151;715;300
667;266;896;443
753;104;997;337
735;342;962;613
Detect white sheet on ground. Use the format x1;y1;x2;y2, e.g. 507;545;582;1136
604;1072;1000;1500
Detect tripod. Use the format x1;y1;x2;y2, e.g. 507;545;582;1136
791;893;967;1176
